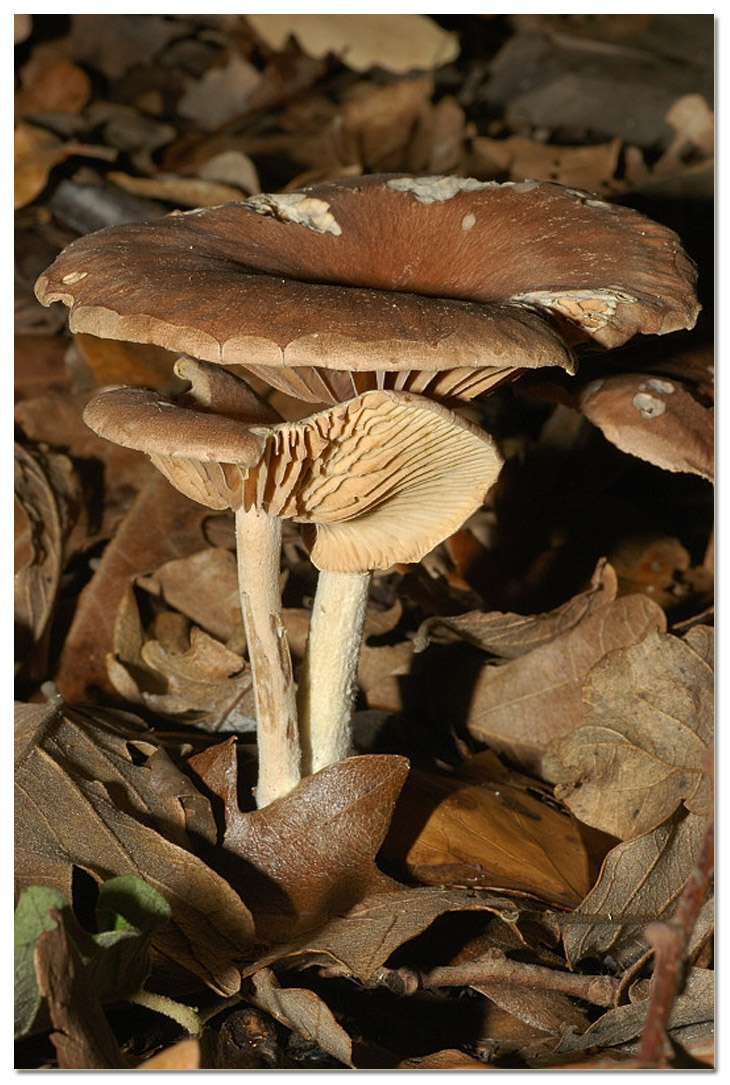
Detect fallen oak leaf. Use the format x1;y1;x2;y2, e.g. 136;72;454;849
247;885;531;985
14;701;256;996
33;911;128;1069
551;628;713;839
464;591;666;776
414;557;618;657
249;967;353;1068
53;474;211;702
245;14;459;74
220;755;409;943
560;809;711;970
380;755;608;908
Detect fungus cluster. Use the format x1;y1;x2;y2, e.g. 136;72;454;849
35;173;700;807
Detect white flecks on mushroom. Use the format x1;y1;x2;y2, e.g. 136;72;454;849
633;392;667;419
461;212;476;231
61;270;88;284
244;193;342;235
386;175;497;203
512;288;637;334
641;377;676;395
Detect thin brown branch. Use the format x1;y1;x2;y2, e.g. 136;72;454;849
369;947;621;1008
638;805;714;1067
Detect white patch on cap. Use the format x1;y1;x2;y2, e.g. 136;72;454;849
244;193;342;235
386;176;497;203
61;271;88;285
633;392;666;419
641;378;675;395
512;288;636;333
461;212;476;231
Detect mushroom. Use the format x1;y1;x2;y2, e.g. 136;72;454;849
34;175;699;412
35;173;700;786
83;360;503;795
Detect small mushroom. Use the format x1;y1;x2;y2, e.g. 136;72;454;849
83;362;502;795
34;175;700;408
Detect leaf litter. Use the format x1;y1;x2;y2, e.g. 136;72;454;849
15;13;713;1071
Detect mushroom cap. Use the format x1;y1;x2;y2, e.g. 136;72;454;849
35;175;699;402
579;373;714;482
83;385;503;574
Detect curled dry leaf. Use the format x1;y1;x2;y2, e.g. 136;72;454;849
251;885;529;984
109;590;256;734
15;57;91;116
561;809;710;970
415;557;618;656
14;701;256;995
107;170;249;209
579;372;714;481
553;966;713;1056
471;135;622;194
139;547;244;645
53;475;211;701
222;755;409;942
464;590;666;775
551;628;713;839
245;14;459;74
381;755;604;908
15;122;72;210
250;968;353;1068
15;443;80;672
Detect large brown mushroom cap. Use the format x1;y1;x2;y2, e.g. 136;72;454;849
35;175;699;404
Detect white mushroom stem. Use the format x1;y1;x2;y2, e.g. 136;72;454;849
234;505;301;808
297;569;372;775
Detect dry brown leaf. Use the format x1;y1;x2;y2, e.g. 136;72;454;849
416;558;618;657
246;14;459;74
251;885;528;984
72;333;179;391
15;14;32;44
553;966;713;1056
473;980;588;1040
551;628;713;839
562;809;710;969
465;593;666;775
398;1049;488;1069
333;76;435;171
15;123;71;210
471;135;621;193
53;476;211;701
381;757;603;908
177;51;262;130
15;58;91;115
14;336;72;402
139;548;243;645
579;372;714;481
15;701;255;995
107;170;248;209
34;913;128;1070
138;1038;201;1070
250;968;353;1068
15;443;80;673
222;755;409;941
108;595;256;734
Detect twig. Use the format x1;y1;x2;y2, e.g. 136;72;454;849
368;947;621;1008
638;806;715;1067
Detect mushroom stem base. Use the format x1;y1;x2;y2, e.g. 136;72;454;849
298;569;371;776
235;506;301;808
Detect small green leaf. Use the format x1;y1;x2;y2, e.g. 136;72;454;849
14;875;174;1039
95;874;171;935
